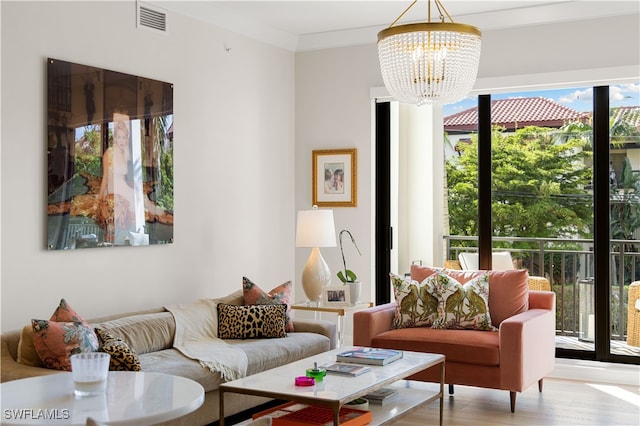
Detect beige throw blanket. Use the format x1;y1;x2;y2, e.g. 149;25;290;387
166;298;248;381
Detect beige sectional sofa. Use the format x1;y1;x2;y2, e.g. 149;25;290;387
1;290;337;425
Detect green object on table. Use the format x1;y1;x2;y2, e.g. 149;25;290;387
306;362;327;382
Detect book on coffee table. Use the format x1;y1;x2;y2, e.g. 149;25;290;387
363;387;400;405
322;363;371;377
252;401;372;426
336;348;403;366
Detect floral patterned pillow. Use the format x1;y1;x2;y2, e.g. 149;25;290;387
242;277;294;332
31;299;98;371
390;273;439;329
430;272;495;331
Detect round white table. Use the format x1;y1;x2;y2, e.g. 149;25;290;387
0;371;204;425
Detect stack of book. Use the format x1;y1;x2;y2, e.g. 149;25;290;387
323;363;371;377
363;387;400;405
336;348;403;366
252;401;372;426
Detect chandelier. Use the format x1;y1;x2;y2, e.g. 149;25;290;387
377;0;482;105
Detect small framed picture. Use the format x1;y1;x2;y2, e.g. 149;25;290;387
324;285;350;306
312;148;357;207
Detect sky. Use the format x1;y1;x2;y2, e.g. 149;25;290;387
443;83;640;117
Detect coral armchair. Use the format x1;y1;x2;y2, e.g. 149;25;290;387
353;266;556;412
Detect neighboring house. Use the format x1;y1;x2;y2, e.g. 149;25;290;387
444;96;588;134
444;97;587;157
444;97;640;178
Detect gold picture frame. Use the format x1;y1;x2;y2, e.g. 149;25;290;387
312;148;357;207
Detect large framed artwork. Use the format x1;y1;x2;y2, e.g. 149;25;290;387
312;148;357;207
47;58;174;250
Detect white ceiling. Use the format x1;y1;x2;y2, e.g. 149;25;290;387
146;1;640;51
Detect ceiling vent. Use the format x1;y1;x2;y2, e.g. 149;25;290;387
137;2;167;33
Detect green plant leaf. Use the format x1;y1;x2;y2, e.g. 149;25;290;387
337;269;357;283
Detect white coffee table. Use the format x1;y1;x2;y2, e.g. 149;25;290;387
0;371;204;425
219;347;444;426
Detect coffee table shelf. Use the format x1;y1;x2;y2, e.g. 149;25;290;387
220;347;444;426
367;380;441;425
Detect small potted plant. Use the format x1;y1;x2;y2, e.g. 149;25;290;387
337;229;362;305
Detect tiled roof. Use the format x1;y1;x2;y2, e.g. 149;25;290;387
612;106;640;131
444;97;588;132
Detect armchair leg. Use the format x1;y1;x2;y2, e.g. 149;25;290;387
448;384;454;395
538;378;544;392
510;391;517;413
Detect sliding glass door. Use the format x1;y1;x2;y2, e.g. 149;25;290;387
378;82;640;364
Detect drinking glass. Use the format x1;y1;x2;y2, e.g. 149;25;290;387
70;353;110;397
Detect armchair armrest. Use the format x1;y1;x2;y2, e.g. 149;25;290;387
353;303;396;346
529;290;555;310
499;291;556;391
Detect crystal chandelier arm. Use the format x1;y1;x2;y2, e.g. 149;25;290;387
389;0;418;28
434;0;454;23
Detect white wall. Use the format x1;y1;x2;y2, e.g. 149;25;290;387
1;1;295;331
294;44;381;308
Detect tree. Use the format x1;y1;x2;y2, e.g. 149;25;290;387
447;126;593;242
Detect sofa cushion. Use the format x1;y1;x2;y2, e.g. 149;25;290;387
17;325;44;367
139;348;225;393
31;299;99;371
139;332;332;393
226;333;332;376
430;272;493;331
217;304;287;339
389;273;438;329
371;327;500;366
243;277;294;332
95;328;141;371
411;265;529;326
93;312;175;355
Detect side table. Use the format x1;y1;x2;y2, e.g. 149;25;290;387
291;302;373;347
0;371;204;425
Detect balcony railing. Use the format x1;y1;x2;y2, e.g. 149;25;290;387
443;235;640;342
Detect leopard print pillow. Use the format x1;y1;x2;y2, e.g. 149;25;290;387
217;303;287;339
94;328;142;371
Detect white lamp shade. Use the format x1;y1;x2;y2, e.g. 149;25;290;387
296;209;336;248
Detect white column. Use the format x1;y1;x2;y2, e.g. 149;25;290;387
398;103;445;272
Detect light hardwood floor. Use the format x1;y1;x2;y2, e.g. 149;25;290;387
396;377;640;425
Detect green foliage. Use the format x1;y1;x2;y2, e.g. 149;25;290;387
447;126;593;243
74;154;101;176
337;269;357;284
611;157;640;240
156;147;174;211
337;229;361;283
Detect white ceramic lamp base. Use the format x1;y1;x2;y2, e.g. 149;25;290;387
302;247;331;302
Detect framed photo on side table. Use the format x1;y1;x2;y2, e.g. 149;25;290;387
312;148;357;207
324;285;350;306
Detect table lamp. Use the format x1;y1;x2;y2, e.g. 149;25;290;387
296;206;336;303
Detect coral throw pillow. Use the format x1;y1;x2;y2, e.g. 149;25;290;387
389;273;439;329
242;276;294;332
429;272;494;331
31;299;98;371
